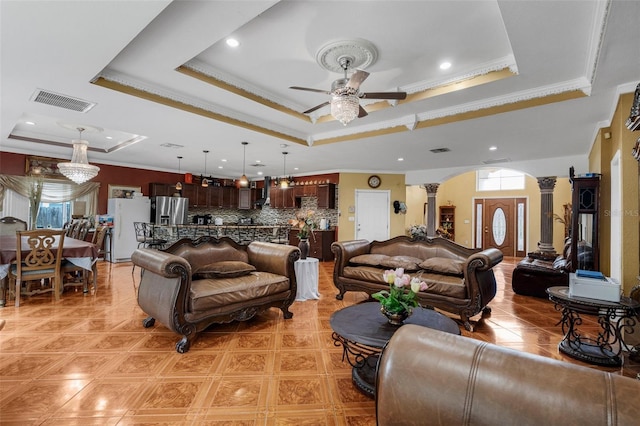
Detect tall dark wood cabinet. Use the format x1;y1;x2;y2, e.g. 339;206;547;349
569;171;600;271
288;229;336;261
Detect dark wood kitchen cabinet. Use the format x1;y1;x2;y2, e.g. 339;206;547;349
182;183;209;208
271;186;296;208
149;183;174;197
238;188;256;210
316;183;336;209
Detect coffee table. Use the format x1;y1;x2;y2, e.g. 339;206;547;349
330;302;460;398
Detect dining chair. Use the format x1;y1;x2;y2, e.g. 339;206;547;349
9;229;65;307
270;225;290;244
71;219;91;241
0;216;27;235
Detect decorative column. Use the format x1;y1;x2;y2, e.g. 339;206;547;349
537;176;557;254
424;183;440;237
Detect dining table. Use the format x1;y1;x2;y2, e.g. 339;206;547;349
0;234;99;307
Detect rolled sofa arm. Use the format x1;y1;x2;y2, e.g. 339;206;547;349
331;239;371;270
132;248;192;334
247;241;300;277
466;247;503;272
376;324;640;425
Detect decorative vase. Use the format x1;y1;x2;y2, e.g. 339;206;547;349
380;305;411;326
298;238;310;260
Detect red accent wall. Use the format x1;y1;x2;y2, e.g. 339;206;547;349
0;152;340;213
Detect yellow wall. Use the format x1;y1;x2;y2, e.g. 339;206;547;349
336;173;407;241
404;172;571;252
590;92;639;294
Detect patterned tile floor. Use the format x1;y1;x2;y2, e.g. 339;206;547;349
0;257;638;425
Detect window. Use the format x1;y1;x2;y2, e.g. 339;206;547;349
36;201;71;229
477;169;525;191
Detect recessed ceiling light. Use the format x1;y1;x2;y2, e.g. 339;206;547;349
397;157;404;161
294;167;299;171
25;121;35;125
221;159;227;162
489;146;498;151
439;61;452;70
218;166;223;169
105;136;113;140
226;38;239;48
256;160;261;163
257;171;263;175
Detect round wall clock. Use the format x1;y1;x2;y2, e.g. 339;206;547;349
367;175;381;188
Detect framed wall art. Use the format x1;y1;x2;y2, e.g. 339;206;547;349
108;184;141;199
25;155;66;179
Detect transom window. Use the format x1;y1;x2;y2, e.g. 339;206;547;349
477;168;525;191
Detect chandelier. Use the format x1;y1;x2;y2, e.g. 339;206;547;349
238;141;249;187
331;93;360;126
57;127;100;184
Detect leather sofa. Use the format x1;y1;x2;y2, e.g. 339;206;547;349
512;238;591;298
376;324;640;425
331;236;503;331
131;236;300;353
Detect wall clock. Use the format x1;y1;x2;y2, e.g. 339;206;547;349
367;175;381;188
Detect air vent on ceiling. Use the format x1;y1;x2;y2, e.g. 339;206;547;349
159;143;185;149
250;163;266;167
430;148;450;153
482;158;511;164
31;89;96;113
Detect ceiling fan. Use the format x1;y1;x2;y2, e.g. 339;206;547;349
290;57;407;125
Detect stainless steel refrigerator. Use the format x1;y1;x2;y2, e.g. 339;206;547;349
107;197;151;263
151;196;189;225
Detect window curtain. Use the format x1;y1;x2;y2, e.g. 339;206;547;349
0;175;100;224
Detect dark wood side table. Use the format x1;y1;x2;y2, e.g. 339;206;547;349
330;302;460;398
546;286;640;366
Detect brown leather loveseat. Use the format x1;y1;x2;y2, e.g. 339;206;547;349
331;236;503;330
131;236;300;353
376;325;640;425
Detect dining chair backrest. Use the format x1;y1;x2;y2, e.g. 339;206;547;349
0;216;27;236
134;222;147;244
71;219;91;240
92;225;109;258
16;229;65;276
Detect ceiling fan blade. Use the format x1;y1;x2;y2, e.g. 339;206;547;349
358;105;368;118
346;69;369;90
303;101;330;114
290;86;331;94
361;91;407;100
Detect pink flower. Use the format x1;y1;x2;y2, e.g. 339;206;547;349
411;277;428;293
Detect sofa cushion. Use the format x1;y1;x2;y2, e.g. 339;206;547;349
419;257;464;276
193;261;256;279
380;255;423;271
350;254;389;267
189;271;290;314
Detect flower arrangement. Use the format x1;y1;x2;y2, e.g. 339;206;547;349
372;268;428;314
288;209;317;240
408;224;428;240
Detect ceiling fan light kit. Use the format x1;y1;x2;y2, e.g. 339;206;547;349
291;39;406;125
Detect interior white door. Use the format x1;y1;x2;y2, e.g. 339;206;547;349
355;190;390;242
610;151;622;283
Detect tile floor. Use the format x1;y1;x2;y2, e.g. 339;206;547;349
0;257;638;425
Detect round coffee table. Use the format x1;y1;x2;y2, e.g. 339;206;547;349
330;302;460;398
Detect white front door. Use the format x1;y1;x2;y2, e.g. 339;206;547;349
355;190;390;242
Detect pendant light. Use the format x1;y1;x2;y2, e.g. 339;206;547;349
175;156;183;191
57;127;100;184
201;150;209;187
280;151;289;188
239;141;249;187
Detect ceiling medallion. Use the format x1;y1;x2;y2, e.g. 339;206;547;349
316;39;378;73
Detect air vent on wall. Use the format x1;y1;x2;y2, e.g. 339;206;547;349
430;148;450;153
482;158;511;164
30;89;96;113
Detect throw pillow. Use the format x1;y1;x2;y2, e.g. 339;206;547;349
193;261;256;279
349;254;389;267
419;257;465;276
380;255;423;271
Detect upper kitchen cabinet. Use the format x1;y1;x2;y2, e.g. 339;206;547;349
316;183;336;209
149;183;174;197
182;183;209;208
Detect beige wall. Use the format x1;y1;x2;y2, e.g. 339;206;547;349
590;92;639;294
336;173;407;241
404;172;571;253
